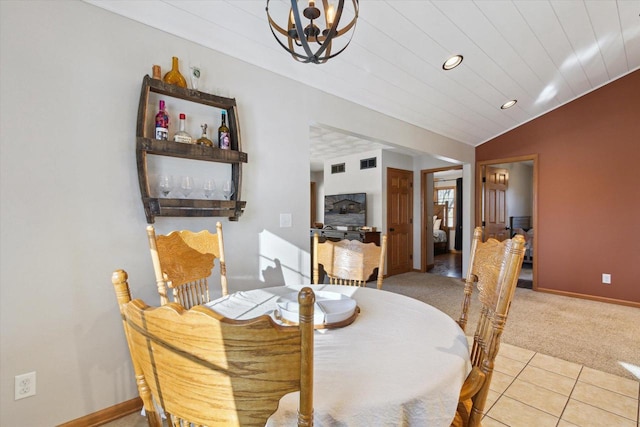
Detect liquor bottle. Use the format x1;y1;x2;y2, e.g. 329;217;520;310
173;113;192;144
163;56;187;88
155;100;169;140
218;111;231;150
196;123;213;147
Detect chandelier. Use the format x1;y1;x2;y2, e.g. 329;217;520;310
266;0;359;64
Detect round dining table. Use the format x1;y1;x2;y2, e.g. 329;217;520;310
206;284;471;427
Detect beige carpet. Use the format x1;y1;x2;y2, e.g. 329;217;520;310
381;272;640;381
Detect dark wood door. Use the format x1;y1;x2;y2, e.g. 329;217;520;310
310;181;317;226
387;168;413;276
484;166;509;241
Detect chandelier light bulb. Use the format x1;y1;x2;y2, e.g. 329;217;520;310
327;5;335;26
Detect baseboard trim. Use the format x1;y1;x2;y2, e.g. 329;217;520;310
57;397;142;427
536;287;640;308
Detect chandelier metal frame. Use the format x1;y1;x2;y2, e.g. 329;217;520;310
266;0;359;64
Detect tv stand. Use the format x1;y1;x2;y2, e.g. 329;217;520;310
309;228;381;246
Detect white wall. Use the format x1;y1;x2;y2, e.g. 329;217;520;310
323;149;383;229
0;2;474;424
508;162;533;220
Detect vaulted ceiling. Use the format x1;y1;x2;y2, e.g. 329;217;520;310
88;0;640;165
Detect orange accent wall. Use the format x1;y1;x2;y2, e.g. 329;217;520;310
476;70;640;304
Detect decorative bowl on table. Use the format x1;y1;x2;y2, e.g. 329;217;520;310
275;291;359;329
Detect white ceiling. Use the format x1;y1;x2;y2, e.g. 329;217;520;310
308;124;425;172
88;0;640;168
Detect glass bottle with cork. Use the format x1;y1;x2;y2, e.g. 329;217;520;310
218;110;231;150
155;100;169;140
173;113;192;144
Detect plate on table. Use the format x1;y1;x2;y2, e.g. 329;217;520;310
275;291;359;329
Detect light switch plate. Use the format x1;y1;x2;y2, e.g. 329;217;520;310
602;273;611;284
280;213;292;228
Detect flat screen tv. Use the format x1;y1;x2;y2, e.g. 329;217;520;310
324;193;366;228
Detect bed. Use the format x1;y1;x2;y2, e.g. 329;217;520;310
433;203;449;255
510;216;533;263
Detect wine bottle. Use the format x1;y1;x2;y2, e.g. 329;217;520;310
155;100;169;140
163;56;187;88
196;124;213;147
218;111;231;150
173;113;192;144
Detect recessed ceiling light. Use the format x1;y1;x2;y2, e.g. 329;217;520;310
501;100;517;109
442;55;463;70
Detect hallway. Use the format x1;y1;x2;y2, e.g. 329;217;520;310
430;251;462;278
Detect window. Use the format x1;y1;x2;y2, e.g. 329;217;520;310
434;186;455;227
331;163;345;174
360;157;377;169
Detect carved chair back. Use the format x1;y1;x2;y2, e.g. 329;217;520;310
147;221;228;308
453;227;526;427
312;233;387;289
111;270;315;427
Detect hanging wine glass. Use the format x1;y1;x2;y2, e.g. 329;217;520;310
222;180;234;200
158;174;173;197
203;178;216;199
180;175;194;198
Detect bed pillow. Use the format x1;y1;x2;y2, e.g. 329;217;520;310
434;219;442;231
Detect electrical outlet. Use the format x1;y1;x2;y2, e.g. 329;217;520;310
602;273;611;284
15;372;36;400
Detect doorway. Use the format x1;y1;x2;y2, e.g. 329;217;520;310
420;166;463;278
476;155;538;289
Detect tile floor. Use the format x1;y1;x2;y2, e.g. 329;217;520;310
109;341;640;427
481;342;640;427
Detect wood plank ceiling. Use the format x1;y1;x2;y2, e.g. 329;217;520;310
87;0;640;163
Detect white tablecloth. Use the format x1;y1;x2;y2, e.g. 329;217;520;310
206;285;471;427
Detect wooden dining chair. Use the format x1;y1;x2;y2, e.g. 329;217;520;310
146;221;229;308
457;227;483;333
452;227;526;427
312;233;388;289
111;269;315;427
